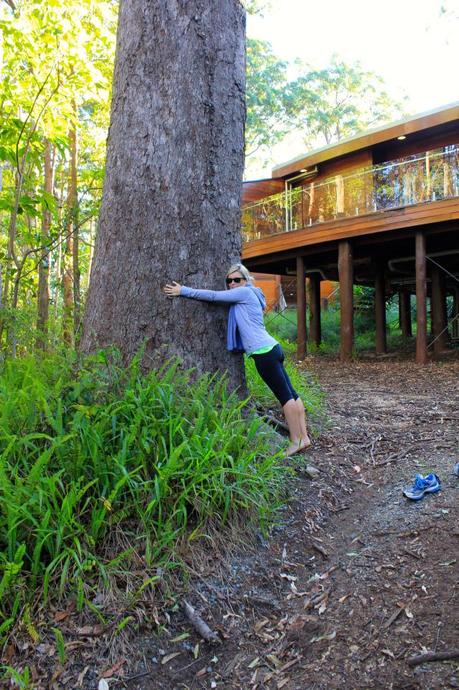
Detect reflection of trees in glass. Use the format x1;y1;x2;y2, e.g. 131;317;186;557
242;146;459;240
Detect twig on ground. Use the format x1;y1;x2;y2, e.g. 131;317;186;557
310;540;329;559
407;649;459;667
183;601;220;643
124;668;152;683
262;412;289;434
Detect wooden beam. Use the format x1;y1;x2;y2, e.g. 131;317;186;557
296;256;307;359
374;264;387;355
431;265;449;352
309;273;321;346
399;290;412;337
415;232;428;364
338;241;354;361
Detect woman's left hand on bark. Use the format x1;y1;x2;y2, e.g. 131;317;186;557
163;281;182;297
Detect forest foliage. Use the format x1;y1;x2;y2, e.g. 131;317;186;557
0;1;406;355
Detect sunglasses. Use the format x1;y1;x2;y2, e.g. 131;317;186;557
226;276;244;285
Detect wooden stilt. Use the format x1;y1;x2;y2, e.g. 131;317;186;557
309;273;321;347
375;264;387;355
338;240;354;361
453;288;459;340
415;232;428;364
399;290;412;337
296;255;307;360
431;265;448;353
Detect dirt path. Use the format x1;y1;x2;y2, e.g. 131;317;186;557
131;359;459;690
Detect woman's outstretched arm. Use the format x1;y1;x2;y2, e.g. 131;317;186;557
164;282;249;304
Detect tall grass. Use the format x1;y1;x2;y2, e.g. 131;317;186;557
0;350;287;635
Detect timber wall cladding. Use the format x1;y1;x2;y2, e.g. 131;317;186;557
290;150;373;188
252;273;281;310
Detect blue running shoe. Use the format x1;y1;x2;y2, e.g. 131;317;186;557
403;473;441;500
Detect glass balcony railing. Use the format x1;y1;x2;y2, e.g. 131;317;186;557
242;146;459;243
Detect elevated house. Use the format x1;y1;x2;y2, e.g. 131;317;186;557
241;102;459;362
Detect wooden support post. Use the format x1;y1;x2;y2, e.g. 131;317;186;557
374;264;387;354
453;288;459;340
309;273;321;347
296;255;307;360
399;290;412;337
415;232;428;364
338;240;354;361
431;265;448;353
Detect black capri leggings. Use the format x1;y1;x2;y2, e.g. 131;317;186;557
252;344;298;407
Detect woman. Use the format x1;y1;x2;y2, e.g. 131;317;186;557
163;263;311;456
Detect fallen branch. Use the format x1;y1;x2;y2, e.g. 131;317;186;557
183;601;220;643
262;412;289;434
407;649;459;667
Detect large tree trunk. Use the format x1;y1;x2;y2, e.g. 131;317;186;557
81;1;246;390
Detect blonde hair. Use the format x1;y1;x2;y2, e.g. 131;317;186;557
226;262;253;285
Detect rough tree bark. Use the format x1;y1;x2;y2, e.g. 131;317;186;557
81;0;246;391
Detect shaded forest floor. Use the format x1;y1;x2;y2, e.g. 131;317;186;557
10;356;458;689
131;356;459;690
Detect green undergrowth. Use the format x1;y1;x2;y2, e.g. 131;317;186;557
265;304;420;356
0;350;291;641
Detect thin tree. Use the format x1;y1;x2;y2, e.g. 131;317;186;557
36;140;54;350
63;102;79;346
81;0;246;390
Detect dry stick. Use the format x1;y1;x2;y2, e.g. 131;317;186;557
183;601;220;643
407;649;459;667
263;412;290;434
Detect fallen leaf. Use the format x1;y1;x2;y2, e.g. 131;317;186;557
195;667;207;678
248;657;260;669
77;666;90;687
101;659;125;679
382;648;395;658
161;652;181;665
171;632;190;642
76;624;104;637
317;601;328;615
254;618;270;632
280;573;297;582
266;654;282;668
310;630;336;643
279;657;301;673
277;678;290;689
